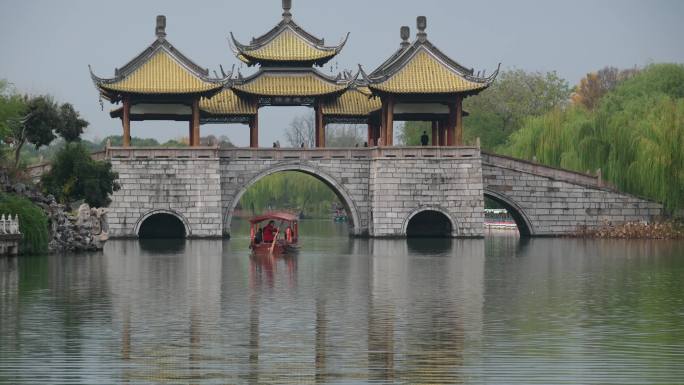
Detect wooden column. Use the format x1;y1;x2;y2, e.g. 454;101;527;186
385;97;394;146
315;105;325;148
379;103;387;146
122;97;131;147
376;122;382;146
249;113;259;148
439;119;446;146
431;120;439;146
191;98;200;147
447;102;458;146
367;122;373;146
455;96;463;146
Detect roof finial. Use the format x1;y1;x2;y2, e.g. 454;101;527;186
416;16;427;42
155;15;166;38
400;26;410;48
282;0;292;20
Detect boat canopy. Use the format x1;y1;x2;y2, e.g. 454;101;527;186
249;211;299;224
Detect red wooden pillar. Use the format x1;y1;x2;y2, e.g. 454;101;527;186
249;113;259;148
367;121;373;145
380;97;395;146
379;103;387;146
439;119;447;146
385;97;394;146
315;104;325;148
188;121;194;147
455;96;463;146
191;98;200;147
376;122;382;146
447;102;458;146
431;120;439;146
122;97;131;147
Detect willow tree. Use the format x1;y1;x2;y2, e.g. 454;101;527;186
504;64;684;214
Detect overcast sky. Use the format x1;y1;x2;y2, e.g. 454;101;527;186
1;0;683;146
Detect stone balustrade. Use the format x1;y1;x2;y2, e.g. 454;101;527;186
0;214;20;235
106;146;481;160
0;214;21;255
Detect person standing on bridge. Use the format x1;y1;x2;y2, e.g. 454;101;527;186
420;131;429;146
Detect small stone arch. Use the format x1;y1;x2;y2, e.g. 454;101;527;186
226;162;363;236
134;209;191;238
401;206;459;238
483;189;535;236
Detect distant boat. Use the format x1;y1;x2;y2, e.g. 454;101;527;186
249;211;299;254
484;208;517;230
332;208;348;222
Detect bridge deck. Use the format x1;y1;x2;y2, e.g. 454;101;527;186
105;146;482;160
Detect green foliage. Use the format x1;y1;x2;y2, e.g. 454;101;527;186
463;69;572;150
326;124;365;147
55;103;88;142
0;80;25;142
41;142;120;207
239;171;340;217
1;87;90;168
398;121;431;146
22;96;60;149
0;192;49;254
503;64;684;214
101;135;161;147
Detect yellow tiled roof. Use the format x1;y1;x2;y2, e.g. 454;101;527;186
233;72;346;96
239;29;337;63
320;87;381;116
200;89;256;115
99;50;221;94
371;50;488;94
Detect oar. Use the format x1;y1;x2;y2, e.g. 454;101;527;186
269;228;280;254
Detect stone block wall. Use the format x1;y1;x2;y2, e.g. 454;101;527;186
369;156;485;237
108;158;222;238
482;159;663;235
219;157;371;236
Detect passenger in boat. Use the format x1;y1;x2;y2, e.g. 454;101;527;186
285;226;293;244
254;226;263;244
263;221;276;243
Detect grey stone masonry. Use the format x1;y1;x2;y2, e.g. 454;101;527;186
104;147;663;238
369;149;484;237
482;152;663;235
108;149;222;238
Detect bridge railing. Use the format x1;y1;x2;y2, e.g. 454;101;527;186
105;146;482;160
481;151;605;188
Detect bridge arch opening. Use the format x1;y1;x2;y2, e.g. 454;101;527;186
228;165;362;237
405;209;455;238
136;211;188;239
483;190;533;236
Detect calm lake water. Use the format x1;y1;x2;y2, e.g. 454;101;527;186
1;219;683;384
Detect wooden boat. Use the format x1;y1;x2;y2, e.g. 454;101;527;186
249;211;299;254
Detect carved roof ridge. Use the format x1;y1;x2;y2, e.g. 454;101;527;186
91;30;229;87
368;44;497;85
233;66;352;86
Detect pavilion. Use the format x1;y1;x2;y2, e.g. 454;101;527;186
89;0;498;148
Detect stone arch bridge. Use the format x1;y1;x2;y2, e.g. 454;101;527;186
105;147;662;238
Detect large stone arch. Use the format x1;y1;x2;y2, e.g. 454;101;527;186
134;209;192;238
401;206;459;238
483;189;534;236
225;162;363;236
